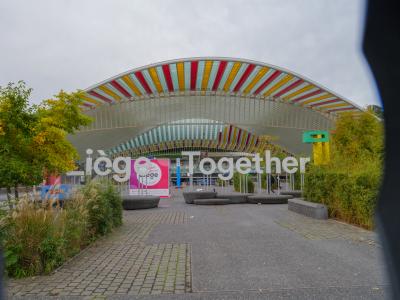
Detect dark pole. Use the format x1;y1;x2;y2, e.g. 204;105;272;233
363;0;400;298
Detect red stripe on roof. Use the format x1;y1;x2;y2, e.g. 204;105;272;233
134;71;152;94
274;79;303;98
235;129;242;150
244;133;251;148
162;64;174;92
88;91;113;103
310;99;340;107
190;61;198;91
291;90;323;103
212;61;228;91
233;64;256;92
110;80;131;98
82;102;94;108
217;132;222;147
227;125;233;144
254;70;281;95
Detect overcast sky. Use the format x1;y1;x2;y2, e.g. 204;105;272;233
0;0;380;107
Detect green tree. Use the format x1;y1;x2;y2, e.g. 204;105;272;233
303;112;384;228
0;81;92;203
330;112;383;171
33;90;92;174
0;82;41;205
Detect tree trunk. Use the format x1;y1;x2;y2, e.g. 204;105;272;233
14;184;19;201
6;186;12;210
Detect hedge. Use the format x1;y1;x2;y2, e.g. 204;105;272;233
304;165;381;229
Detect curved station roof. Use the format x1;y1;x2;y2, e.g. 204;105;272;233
108;119;265;156
80;57;363;116
70;57;364;157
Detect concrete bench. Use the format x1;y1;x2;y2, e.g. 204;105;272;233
280;190;303;198
288;198;328;219
183;191;217;204
247;194;292;204
122;195;160;210
216;193;250;204
194;198;231;205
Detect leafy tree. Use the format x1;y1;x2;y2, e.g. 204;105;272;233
33;90;92;174
0;81;92;203
330;112;383;171
0;82;41;204
304;112;384;228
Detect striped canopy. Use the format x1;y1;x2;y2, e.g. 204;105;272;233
80;57;363;116
108;119;265;156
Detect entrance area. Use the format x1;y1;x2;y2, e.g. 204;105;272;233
7;189;387;298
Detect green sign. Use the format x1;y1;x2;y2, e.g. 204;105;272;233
302;130;329;143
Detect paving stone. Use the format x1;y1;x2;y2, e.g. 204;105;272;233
7;210;191;297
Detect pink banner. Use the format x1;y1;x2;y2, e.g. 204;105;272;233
129;159;170;198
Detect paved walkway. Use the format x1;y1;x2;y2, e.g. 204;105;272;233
7;190;389;299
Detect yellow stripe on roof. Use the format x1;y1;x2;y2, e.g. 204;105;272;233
240;132;247;150
122;75;142;96
81;95;101;106
283;84;314;101
243;67;269;94
149;68;163;93
231;127;238;148
300;94;333;106
201;61;213;90
223;62;242;91
99;85;121;101
320;102;348;110
263;74;293;97
177;62;185;91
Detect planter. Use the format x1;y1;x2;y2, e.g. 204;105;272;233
216;193;250;204
122;195;160;210
194;198;231;205
183;191;217;204
247;194;292;204
288;198;328;219
280;190;303;198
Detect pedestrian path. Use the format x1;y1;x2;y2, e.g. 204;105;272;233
7;191;389;299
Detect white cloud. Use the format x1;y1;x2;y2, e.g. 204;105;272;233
0;0;381;107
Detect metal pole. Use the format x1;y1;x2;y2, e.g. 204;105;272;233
277;176;280;194
268;174;271;194
286;173;288;191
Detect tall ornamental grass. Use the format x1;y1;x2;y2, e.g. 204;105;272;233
0;180;122;278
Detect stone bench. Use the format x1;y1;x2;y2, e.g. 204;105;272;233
247;194;292;204
183;191;217;204
280;190;303;198
194;198;231;205
122;195;160;210
288;198;328;219
216;193;250;204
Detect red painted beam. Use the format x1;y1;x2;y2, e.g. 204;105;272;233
212;61;228;91
254;70;281;95
233;64;256;92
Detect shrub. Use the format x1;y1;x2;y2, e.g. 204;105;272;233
62;192;89;256
103;183;123;227
1;198;66;277
1;180;123;278
233;172;254;193
82;181;113;237
82;180;122;237
303;112;383;229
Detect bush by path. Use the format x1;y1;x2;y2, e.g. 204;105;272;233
303;112;383;229
0;180;122;278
